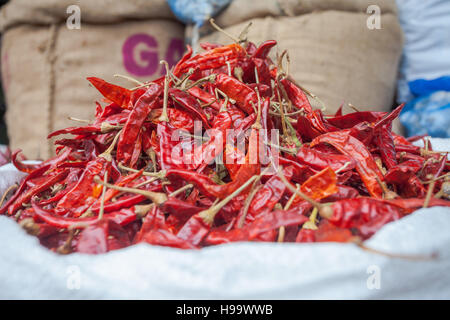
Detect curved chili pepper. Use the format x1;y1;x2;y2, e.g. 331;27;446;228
76;219;131;254
215;73;257;114
327;198;401;238
55;157;109;217
8;169;69;215
32;201;139;229
290;167;339;206
296;146;356;172
0;164;51;214
205;209;308;245
322;185;360;202
87;77;132;109
327;111;385;128
149;108;195;132
116;83;162;165
374;124;397;169
11;148;72;174
187;86;221;111
174;43;246;77
169;88;211;129
280;78;312;114
311;131;384;198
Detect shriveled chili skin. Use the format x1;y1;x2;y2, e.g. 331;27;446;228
170;88;211;129
55;157;109;217
291;167;339;206
327;111;385;129
76;219;130;254
280;78;312;113
311;131;384;198
188;86;222;111
0;164;52;215
327;198;401;239
116;84;162;166
322;185;360;202
4;40;449;254
296;146;356;172
374;124;397;169
87;77;132;109
174;43;246;77
215;73;257;114
205;210;308;245
8;169;69;216
32;201;138;229
237;174;288;226
176;214;211;246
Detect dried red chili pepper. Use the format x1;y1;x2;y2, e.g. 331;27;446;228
116;83;162;166
55;157;109;217
311;131;384;198
215;73;257;114
296;146;356;172
170;88;211;129
1;39;448;254
87;77;133;109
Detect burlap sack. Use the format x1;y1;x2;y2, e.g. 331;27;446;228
1;0;184;159
201;0;403;131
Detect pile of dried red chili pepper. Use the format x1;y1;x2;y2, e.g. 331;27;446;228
0;39;449;254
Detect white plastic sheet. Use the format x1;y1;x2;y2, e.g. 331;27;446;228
0;208;450;299
0;139;449;299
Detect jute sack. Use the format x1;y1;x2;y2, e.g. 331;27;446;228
200;0;403;131
1;0;184;159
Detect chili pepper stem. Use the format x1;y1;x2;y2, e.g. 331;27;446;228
335;161;352;174
130;81;156;91
113;74;144;86
237;21;252;44
284;184;300;210
99;129;122;161
184;74;217;91
93;176;168;205
176;68;195;89
277;168;333;219
209;18;240;44
134;204;154;218
119;163;166;178
423;176;436;208
237;179;263;228
354;238;438;261
19;218;40;236
422;172;450;184
100;122;123;133
56;229;76;255
98;171;108;220
68;117;90;124
169;184;194;198
234;67;244;82
251;87;262;129
277;226;285;242
0;184;18;209
159;60;170;122
199;174;260;226
302;207;319;230
275;87;288;136
375;176;397;200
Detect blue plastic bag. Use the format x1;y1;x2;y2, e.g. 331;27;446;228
167;0;231;26
400;78;450;138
